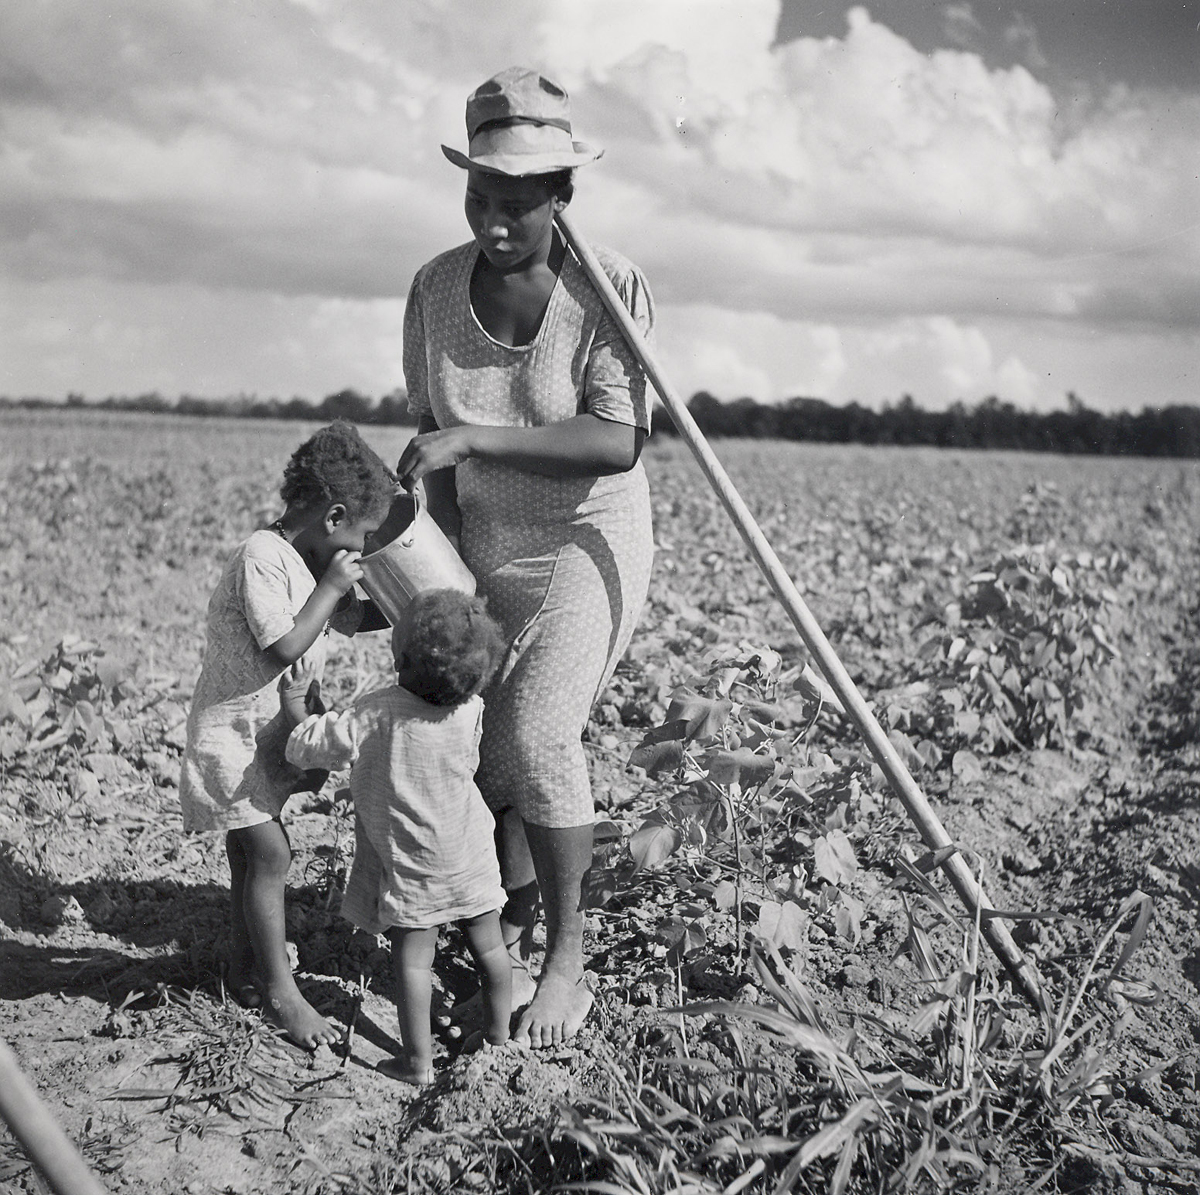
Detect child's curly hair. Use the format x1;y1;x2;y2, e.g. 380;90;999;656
280;421;395;521
393;589;506;707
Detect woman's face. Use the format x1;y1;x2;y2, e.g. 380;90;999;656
464;169;562;271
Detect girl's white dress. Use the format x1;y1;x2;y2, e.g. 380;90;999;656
179;529;358;833
285;688;505;932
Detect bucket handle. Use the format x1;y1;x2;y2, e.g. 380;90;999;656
396;484;422;550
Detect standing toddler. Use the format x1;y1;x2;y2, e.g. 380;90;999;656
284;589;511;1083
180;421;394;1048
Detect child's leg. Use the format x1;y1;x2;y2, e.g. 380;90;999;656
380;926;438;1084
224;832;259;1005
229;819;338;1049
462;911;512;1046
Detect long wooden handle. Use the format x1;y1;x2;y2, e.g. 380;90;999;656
557;210;1043;1008
0;1039;109;1195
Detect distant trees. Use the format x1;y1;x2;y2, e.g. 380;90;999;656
662;391;1200;458
5;387;1199;457
1;389;419;426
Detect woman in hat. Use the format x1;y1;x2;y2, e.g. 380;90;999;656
396;67;654;1048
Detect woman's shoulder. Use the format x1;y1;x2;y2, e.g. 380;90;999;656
564;242;652;310
562;242;654;326
413;242;476;290
577;243;648;290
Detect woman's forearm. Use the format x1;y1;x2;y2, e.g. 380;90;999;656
399;413;644;495
468;416;643;477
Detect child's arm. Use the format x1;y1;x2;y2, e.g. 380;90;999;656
265;550;364;666
284;706;360;774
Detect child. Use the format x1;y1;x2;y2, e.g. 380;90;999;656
179;421;395;1049
283;588;511;1084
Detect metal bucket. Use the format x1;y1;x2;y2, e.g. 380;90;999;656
358;488;475;626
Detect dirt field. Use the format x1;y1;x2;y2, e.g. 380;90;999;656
2;408;1199;1193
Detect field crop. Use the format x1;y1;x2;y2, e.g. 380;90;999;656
2;408;1200;1193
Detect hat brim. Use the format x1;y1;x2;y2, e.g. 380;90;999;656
441;142;603;176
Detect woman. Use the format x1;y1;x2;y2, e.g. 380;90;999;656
396;67;654;1048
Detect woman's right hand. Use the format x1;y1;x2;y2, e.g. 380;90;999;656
397;426;475;490
320;549;364;595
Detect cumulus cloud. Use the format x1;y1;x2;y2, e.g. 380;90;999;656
0;276;407;398
1;0;1197;408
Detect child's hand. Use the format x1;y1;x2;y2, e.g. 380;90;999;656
320;549;364;596
280;659;320;725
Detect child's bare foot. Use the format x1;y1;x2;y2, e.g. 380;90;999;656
261;980;338;1050
376;1055;434;1085
512;973;593;1049
224;953;262;1009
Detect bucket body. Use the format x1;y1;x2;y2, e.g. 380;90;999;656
358;491;475;626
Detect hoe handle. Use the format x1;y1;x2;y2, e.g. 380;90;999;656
0;1038;109;1195
557;210;1043;1009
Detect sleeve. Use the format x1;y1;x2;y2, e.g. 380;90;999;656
328;592;365;637
582;259;655;432
402;271;432;422
285;709;361;772
237;550;297;650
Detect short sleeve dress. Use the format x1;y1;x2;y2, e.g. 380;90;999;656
179;529;359;833
403;241;655;829
285;688;505;931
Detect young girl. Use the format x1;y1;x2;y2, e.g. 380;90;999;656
180;421;395;1049
283;588;511;1084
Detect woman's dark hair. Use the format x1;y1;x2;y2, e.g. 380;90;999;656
394;589;506;707
280;421;395;521
539;167;575;204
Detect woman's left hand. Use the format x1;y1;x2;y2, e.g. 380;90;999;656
397;426;475;490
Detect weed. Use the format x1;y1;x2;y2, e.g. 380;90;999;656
106;986;338;1139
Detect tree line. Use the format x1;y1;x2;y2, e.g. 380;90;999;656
671;392;1200;457
3;389;1198;457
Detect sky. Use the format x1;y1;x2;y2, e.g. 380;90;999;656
1;1;1198;413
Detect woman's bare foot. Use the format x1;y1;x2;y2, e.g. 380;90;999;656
261;979;338;1050
448;957;536;1034
376;1055;434;1085
512;973;593;1049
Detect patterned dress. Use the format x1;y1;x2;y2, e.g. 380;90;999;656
404;241;655;828
285;689;505;931
179;530;358;833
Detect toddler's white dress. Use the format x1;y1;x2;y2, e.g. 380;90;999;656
285;688;505;932
180;529;357;833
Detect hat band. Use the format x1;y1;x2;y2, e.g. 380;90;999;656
474;114;572;137
467;120;575;161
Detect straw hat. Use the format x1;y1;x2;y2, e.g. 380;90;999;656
441;67;603;177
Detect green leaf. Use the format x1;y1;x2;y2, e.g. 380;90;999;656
713;880;739;911
886;728;924;772
756;900;808;951
628;722;687;777
628;816;683;872
703;747;777;788
592;820;623;844
665;687;732;744
951;749;984;783
742;698;786;724
812;830;858;887
0;687;30;727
